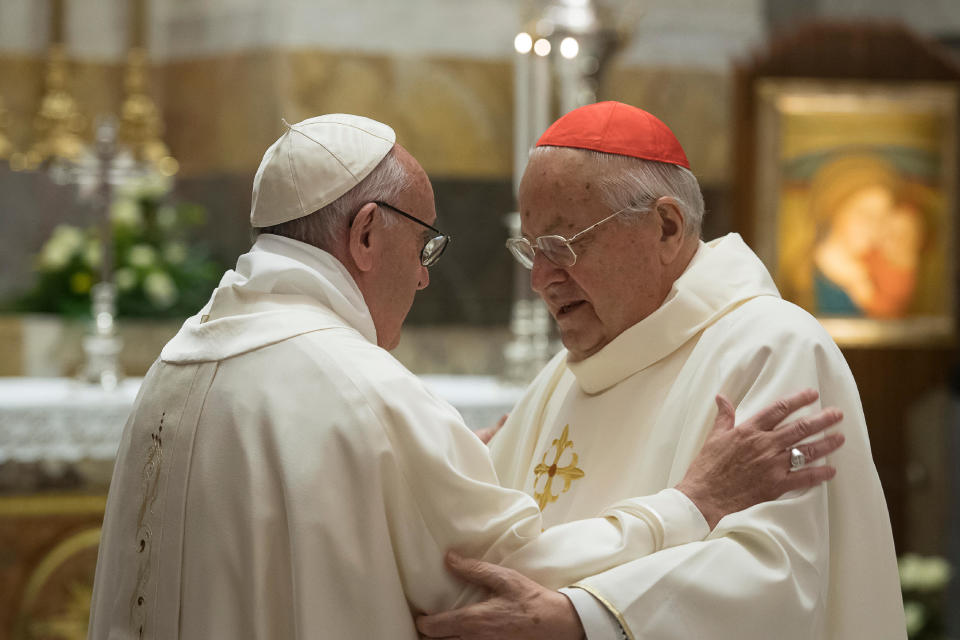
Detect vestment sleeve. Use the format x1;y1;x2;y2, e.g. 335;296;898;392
561;587;627;640
365;365;709;615
567;323;858;639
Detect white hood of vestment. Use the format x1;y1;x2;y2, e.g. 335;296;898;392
161;233;376;363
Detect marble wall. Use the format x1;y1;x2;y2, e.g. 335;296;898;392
1;0;958;320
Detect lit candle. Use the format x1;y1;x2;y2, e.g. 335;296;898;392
559;37;580;114
532;38;551;145
513;32;532;196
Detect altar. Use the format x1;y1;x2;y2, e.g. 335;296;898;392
0;374;524;639
0;374;524;465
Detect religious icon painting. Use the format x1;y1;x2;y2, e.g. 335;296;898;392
753;79;958;346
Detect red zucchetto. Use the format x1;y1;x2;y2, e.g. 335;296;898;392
536;101;690;169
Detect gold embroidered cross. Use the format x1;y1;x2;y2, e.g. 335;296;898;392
533;424;585;511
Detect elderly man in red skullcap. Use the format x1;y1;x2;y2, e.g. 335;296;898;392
88;113;843;640
417;102;904;639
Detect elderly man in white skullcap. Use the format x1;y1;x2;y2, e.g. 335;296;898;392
88;114;845;640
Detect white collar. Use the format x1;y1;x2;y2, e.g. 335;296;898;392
567;234;780;394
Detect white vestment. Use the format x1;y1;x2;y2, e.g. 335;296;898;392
490;234;905;639
89;234;715;640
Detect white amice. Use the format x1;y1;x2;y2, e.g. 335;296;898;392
490;233;905;639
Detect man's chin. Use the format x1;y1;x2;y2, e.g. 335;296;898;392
378;328;402;351
380;308;413;351
559;331;603;363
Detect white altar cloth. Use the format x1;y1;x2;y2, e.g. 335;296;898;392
0;375;524;463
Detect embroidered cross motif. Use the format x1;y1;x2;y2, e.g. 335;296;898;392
533;424;585;511
132;411;165;634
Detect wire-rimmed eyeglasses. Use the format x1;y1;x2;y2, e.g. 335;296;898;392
373;201;451;267
505;204;640;269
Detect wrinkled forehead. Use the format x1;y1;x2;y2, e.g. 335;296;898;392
393;144;437;222
518;148;608;235
393;145;430;190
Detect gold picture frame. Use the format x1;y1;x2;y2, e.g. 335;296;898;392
753;79;958;347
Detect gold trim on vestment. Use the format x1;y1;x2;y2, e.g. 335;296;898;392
568;583;636;640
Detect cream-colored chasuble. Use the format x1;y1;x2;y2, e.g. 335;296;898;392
516;344;697;531
490;234;905;639
89;234;717;640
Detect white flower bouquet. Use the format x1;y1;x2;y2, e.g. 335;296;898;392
17;176;223;318
899;554;953;639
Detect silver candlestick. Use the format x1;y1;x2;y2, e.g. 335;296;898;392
502;212;555;383
82;282;123;389
79;117;129;389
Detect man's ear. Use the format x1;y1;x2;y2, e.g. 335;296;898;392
655;197;687;264
349;202;379;272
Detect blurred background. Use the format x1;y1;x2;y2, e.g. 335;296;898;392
0;0;958;638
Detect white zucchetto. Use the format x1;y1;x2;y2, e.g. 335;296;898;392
250;114;396;227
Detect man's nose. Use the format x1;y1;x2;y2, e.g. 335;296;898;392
530;252;566;294
417;264;430;290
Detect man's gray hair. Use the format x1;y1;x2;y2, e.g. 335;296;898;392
255;146;411;250
531;146;706;237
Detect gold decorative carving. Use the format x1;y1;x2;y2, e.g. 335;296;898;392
0;494;107;517
24;582;92;640
11;44;87;171
119;48;178;176
0;97;13;159
0;48;727;178
0;494;107;638
13;527;101;640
